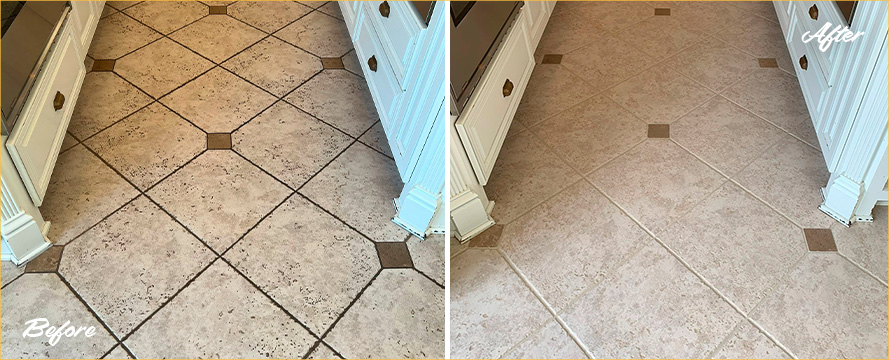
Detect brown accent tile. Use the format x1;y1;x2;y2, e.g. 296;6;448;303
758;58;779;68
24;246;64;273
654;8;671;16
207;133;232;150
469;224;503;248
648;124;670;138
208;5;227;15
321;57;345;69
541;54;563;64
804;228;837;251
92;59;116;72
376;242;413;268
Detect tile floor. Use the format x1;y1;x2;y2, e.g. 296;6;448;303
1;2;444;359
452;2;888;359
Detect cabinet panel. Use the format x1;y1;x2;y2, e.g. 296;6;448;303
69;1;101;53
364;1;422;87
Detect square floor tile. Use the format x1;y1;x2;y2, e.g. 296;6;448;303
208;5;227;15
68;72;152;139
654;7;671;15
103;345;133;359
229;1;313;33
275;11;353;58
123;1;206;34
648;124;670;138
307;344;342;359
651;1;745;34
589;140;725;232
358;121;393;158
512;65;597;127
106;1;142;11
60;133;79;152
750;254;888;358
325;269;444;358
560;33;651;93
85;103;205;190
124;261;315;358
716;15;791;72
832;206;888;282
665;37;759;92
607;64;715;124
91;59;116;72
225;195;379;334
115;38;214;98
88;12;161;59
147;151;291;252
615;15;703;58
341;49;362;77
300;144;406;242
59;196;214;336
500;181;647;311
160;67;276;133
1;261;24;287
406;234;445;285
40;146;139;245
23;246;63;273
759;58;779;68
207;132;232;150
285;70;377;137
712;320;789;359
561;242;742;358
321;57;345;69
169;15;265;62
468;225;503;248
540;54;562;64
223;37;322;97
534;3;608;58
804;228;837;252
233;101;352;188
450;249;551;359
376;242;413;268
502;319;587;359
318;2;343;20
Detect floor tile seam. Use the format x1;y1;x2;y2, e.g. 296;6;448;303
120;7;211;41
494;313;566;360
716;93;821;152
54;272;126;343
107;1;143;12
319;338;346;359
835;252;889;288
268;31;348;60
228;1;320;36
316;268;383;342
266;95;369;143
354;121;396;161
292;121;383;195
0;272;26;290
140;148;208;195
216;192;297;258
118;341;137;359
293;190;385;247
49;178;142;249
412;267;445;289
73;92;160;145
712;28;797;79
112;9;211;60
703;316;746;359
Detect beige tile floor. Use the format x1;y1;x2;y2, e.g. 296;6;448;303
1;2;444;359
452;2;888;359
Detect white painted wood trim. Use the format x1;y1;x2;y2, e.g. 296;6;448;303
1;138;51;265
449;115;495;242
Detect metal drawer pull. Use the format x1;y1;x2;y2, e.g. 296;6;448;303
502;79;514;97
53;91;65;111
379;1;390;18
809;4;818;20
799;55;808;70
368;55;377;72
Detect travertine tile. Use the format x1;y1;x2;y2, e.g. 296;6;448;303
672;97;785;175
659;182;807;312
512;65;597;127
716;15;791;72
300;144;407;242
534;3;606;59
562;242;741;358
88;12;161;59
199;0;234;6
307;343;342;359
124;261;315;358
1;274;116;359
500;181;647;311
833;206;888;282
506;118;527;139
341;49;362;77
275;11;352;57
297;1;328;9
326;269;444;359
169;15;265;62
103;345;132;359
106;1;142;11
123;1;206;34
23;246;63;273
712;320;789;359
358;121;393;158
751;254;888;359
147;151;290;252
68;72;152;139
614;15;703;58
225;195;379;334
486;131;581;225
532;95;647;175
115;38;214;98
560;33;651;93
41;146;139;245
723;1;780;23
450;249;551;359
59;196;214;336
318;1;343;20
665;37;759;92
101;5;119;18
223;37;321;97
160;67;276;133
406;234;445;285
1;261;24;287
648;1;746;34
60;133;79;152
233;101;351;188
229;1;313;33
285;70;377;137
607;64;715;124
502;320;587;359
377;241;413;268
85;103;205;190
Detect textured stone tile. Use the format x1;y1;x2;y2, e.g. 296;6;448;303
106;1;142;11
297;1;328;9
660;182;807;312
169;15;265;62
486;131;581;225
501;181;646;311
672;97;785;176
275;11;352;58
307;343;342;359
341;49;362;77
60;133;79;152
450;249;551;359
560;33;651;93
88;12;161;59
300;144;406;242
649;1;746;34
724;1;780;23
665;37;758;92
229;1;313;33
589;140;725;232
124;261;315;358
1;261;24;287
200;0;234;6
23;246;63;273
160;67;276;133
531;95;647;175
147;151;290;252
318;1;343;20
833;206;888;283
712;321;789;359
716;15;791;72
615;15;703;58
41;146;139;245
123;1;206;34
85;103;205;190
562;242;741;358
507;118;527;139
115;38;214;98
101;5;118;18
1;274;116;359
59;196;214;336
735;136;833;229
502;320;587;359
326;269;444;359
68;72;152;139
233;101;351;188
358;121;393;158
285;70;377;137
377;243;413;269
103;345;132;359
750;254;888;359
226;195;379;334
534;2;609;59
607;64;715;124
223;37;322;97
406;235;445;285
512;65;597;127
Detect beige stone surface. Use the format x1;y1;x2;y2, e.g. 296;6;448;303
229;1;313;33
285;70;377;137
68;72;152;139
275;11;352;58
224;37;322;97
123;1;206;34
170;15;265;62
115;38;214;98
607;64;715;124
88;12;161;59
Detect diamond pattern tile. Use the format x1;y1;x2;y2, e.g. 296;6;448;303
716;15;792;72
664;37;759;92
169;15;265;62
607;64;715;124
68;72;152;139
123;1;207;34
405;234;445;285
275;11;352;58
560;33;651;93
512;65;597;127
832;206;889;283
223;37;322;97
88;12;161;59
115;38;214;98
285;70;377;137
358;121;393;158
614;15;703;58
228;1;313;33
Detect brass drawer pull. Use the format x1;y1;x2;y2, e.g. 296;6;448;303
53;91;65;111
799;55;808;70
809;4;818;20
379;1;390;18
502;79;514;97
368;55;377;72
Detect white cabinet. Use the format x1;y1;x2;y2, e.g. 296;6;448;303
69;1;103;53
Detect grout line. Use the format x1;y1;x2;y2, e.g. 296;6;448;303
55;273;126;343
316;269;383;341
119;341;137;359
837;252;889;288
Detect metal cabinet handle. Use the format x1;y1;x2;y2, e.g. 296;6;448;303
53;91;65;111
368;55;377;72
379;1;390;18
799;55;808;70
809;4;818;20
502;79;514;97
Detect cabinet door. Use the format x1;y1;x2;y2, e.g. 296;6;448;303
69;1;102;52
